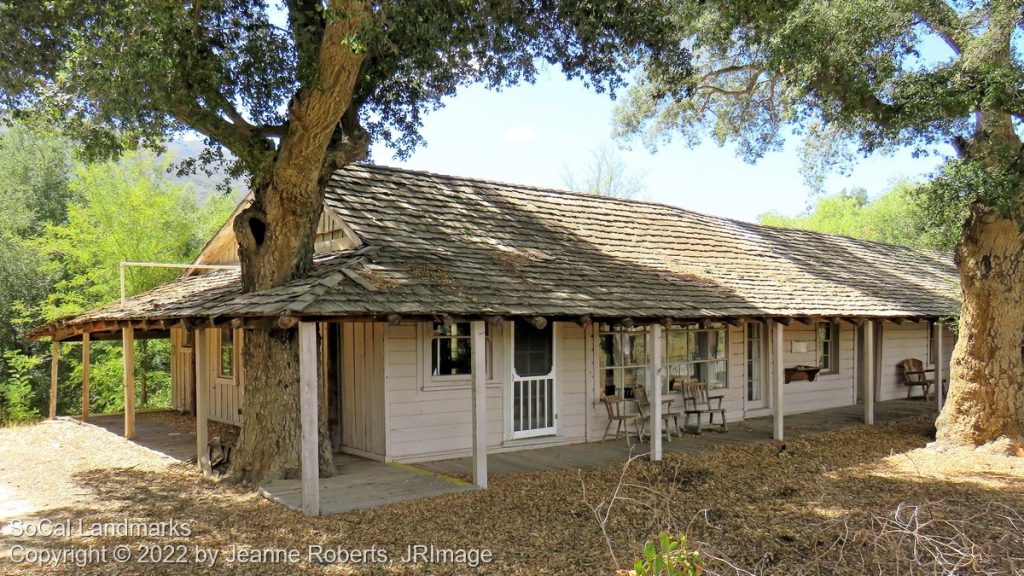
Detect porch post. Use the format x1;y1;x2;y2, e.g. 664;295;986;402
298;321;321;516
194;329;211;475
49;339;60;419
123;326;136;439
470;320;488;488
81;333;90;420
772;320;784;441
934;320;944;411
864;320;875;425
649;324;663;461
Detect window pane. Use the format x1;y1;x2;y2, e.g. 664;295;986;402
665;331;687;363
432;336;471;376
601;369;618;396
219;329;233;377
514;320;553;377
433;322;470;337
709;360;728;389
599;334;618;367
694;331;709;361
622;332;647;366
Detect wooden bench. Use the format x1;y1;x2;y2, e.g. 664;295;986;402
900;358;935;400
678;379;727;433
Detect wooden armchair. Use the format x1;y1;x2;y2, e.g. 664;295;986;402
900;358;935;400
679;379;727;433
633;385;681;442
601;396;643;445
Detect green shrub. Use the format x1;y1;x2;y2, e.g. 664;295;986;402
1;350;42;423
632;532;703;576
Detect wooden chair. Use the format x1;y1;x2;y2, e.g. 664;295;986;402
602;396;643;445
633;385;681;442
679;380;727;433
900;358;935;400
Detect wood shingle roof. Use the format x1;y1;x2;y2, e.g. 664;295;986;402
32;164;960;338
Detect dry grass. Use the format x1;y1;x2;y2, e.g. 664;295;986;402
1;416;1022;575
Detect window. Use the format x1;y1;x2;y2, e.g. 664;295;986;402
598;323;648;398
746;322;763;401
431;322;472;376
816;322;839;373
664;322;728;390
513;320;553;377
219;328;234;378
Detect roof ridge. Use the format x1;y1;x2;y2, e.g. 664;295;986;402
341;163;952;258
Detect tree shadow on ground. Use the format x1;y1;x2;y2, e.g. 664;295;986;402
3;415;1022;575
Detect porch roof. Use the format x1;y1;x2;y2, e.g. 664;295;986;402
31;164;959;339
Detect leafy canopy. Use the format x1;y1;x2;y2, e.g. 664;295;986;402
759;181;961;251
0;1;691;183
36;154;233;321
616;0;1024;220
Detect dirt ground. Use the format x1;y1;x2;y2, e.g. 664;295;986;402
1;416;1022;575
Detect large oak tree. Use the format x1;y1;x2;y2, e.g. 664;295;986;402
0;1;689;483
617;0;1024;447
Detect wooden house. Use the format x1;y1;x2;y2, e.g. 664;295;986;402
31;164;959;514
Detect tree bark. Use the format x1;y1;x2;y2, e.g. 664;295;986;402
226;1;368;485
936;207;1024;445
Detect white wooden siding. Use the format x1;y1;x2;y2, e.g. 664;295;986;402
339;321;386;458
169;326;193;413
384;321;587;462
204;328;244;426
780;323;857;414
878;322;955;401
169;327;244;426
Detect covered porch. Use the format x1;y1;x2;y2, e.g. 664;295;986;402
415;397;935;478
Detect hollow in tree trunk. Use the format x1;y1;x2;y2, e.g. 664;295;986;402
936;207;1024;446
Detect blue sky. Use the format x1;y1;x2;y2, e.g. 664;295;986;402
368;65;949;223
261;3;952;224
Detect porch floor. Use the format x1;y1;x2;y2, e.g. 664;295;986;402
73;399;934;515
414;398;935;478
71;411;475;515
260;456;475;514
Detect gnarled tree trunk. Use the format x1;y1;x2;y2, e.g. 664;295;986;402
226;3;368;485
936;207;1024;445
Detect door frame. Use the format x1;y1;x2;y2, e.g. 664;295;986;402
508;320;559;440
743;320;770;415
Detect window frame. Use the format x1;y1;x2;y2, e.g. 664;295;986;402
663;322;730;391
429;321;473;379
418;321;501;391
745;321;764;401
512;319;554;378
598;323;650;399
216;328;238;382
815;321;840;374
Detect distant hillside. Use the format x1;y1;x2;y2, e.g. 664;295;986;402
161;139;248;204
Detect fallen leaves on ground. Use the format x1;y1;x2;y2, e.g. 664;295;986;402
1;415;1022;575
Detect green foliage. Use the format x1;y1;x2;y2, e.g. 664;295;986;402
633;532;703;576
0;350;42;423
0;1;691;181
759;181;962;251
36;153;229;321
616;0;1024;227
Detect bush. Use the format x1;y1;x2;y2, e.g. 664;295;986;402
632;532;703;576
1;350;42;423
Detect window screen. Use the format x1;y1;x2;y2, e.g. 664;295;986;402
514;320;553;377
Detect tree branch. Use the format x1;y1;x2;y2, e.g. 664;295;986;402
911;0;970;55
